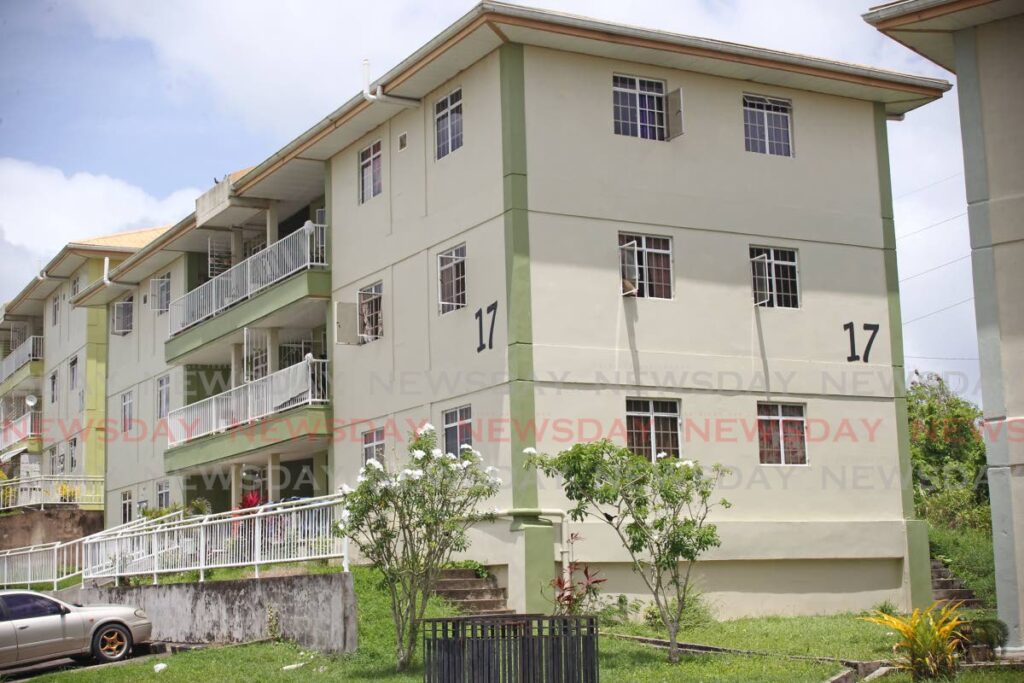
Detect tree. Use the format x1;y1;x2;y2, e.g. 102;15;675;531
333;425;500;671
529;440;729;663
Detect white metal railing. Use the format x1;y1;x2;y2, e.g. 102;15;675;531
0;336;43;384
0;476;104;512
0;410;41;451
82;494;349;583
167;358;328;448
0;510;184;590
168;222;328;337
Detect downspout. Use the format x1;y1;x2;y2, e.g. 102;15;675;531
362;59;421;108
493;508;570;580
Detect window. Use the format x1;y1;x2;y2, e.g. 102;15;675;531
51;295;59;327
757;403;807;465
56;444;65;473
68;356;78;391
398;132;408;151
1;594;63;620
435;88;463;159
68;437;77;472
157;481;170;509
613;75;666;141
438;245;467;314
121;391;133;433
358;282;383;344
112;296;134;335
46;447;57;475
70;276;80;297
743;95;793;157
362;427;385;465
443;405;472;455
49;372;58;404
156;375;170;419
151;274;171;315
359;140;382;204
750;247;799;308
626;399;680;461
618;233;672;299
121;491;133;524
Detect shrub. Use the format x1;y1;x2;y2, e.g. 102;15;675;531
919;486;991;531
596;594;642;627
861;601;966;680
642;589;714;632
445;559;489;579
957;615;1009;653
871;600;900;617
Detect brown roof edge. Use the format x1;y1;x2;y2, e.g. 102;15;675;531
864;0;996;28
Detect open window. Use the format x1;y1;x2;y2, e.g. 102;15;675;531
150;275;171;314
112;297;134;335
208;235;232;278
750;252;771;307
243;327;270;382
619;240;639;296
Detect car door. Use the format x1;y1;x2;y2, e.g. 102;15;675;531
0;603;17;667
1;594;75;662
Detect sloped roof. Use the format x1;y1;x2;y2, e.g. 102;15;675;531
72;225;171;250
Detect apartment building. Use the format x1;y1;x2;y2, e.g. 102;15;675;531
0;228;165;517
866;0;1024;649
72;3;951;616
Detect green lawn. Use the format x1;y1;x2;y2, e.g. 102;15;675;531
33;567;880;683
930;523;997;607
886;666;1024;682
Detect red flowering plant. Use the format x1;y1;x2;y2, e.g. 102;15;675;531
240;490;263;509
550;534;607;616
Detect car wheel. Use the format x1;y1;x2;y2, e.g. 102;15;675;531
92;623;132;663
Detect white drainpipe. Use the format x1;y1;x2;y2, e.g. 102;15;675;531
361;59;420;108
492;508;571;581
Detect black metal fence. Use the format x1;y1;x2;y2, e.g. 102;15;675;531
423;614;599;683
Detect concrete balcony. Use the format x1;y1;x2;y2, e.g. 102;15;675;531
0;476;104;512
165;223;329;365
0;410;41;462
0;336;43;398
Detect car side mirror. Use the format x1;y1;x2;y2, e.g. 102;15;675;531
60;606;71;615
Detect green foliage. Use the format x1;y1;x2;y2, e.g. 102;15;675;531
266;606;282;640
862;602;966;680
929;525;996;608
444;559;489;579
333;425;500;671
870;600;900;617
918;486;991;532
528;439;728;662
643;589;714;631
958;615;1009;652
189;497;213;516
595;594;642;627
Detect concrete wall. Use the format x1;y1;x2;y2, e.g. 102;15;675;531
80;573;357;653
0;508;103;549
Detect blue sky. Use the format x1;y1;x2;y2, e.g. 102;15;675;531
0;0;981;401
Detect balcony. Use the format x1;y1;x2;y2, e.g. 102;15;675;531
0;410;41;454
0;476;104;512
0;336;43;393
168;222;328;337
167;357;329;450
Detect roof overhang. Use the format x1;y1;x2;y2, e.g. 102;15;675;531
864;0;1024;70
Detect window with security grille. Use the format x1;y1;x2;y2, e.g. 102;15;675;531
358;282;384;344
157;480;171;508
435;88;463;159
438;244;467;314
443;405;472;455
750;246;799;308
121;491;133;524
613;75;666;141
51;295;59;327
157;375;170;419
362;427;385;465
619;233;673;299
743;95;793;157
757;403;807;465
68;437;77;472
626;399;680;461
69;356;78;391
359;140;382;203
121;391;133;433
151;274;171;315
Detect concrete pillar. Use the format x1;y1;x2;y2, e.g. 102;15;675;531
230;228;244;265
267;328;280;373
312;451;328;496
267;453;281;503
230;463;243;510
230;343;244;388
266;204;278;245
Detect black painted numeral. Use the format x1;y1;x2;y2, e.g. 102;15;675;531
475;302;498;352
844;322;881;363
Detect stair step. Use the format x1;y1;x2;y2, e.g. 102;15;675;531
472;609;518;616
439;568;480;580
434;578;492;591
933;588;977;600
932;568;953;579
435;587;507;602
932;578;962;590
452;598;510;613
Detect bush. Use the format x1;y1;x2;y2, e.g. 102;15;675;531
862;602;966;680
918;486;991;531
929;525;996;608
958;615;1009;652
643;589;714;632
445;559;489;579
596;594;642;627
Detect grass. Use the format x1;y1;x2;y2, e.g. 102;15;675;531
930;523;997;608
32;566;861;682
886;666;1024;682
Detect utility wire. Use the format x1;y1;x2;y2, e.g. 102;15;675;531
899;254;971;282
902;297;974;325
894;172;963;200
896;212;967;241
905;355;979;361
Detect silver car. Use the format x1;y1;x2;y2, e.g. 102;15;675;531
0;590;152;669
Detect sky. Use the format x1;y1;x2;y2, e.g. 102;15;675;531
0;0;980;401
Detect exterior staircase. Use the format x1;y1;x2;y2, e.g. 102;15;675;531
931;559;982;608
433;568;513;615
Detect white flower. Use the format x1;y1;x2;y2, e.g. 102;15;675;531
656;452;668;460
409;469;424;480
522;447;537;455
412;449;426;461
340;509;351;522
339;483;354;495
490;476;503;485
445;452;458;461
418;422;436;435
431;448;443;458
470;449;482;460
675;459;695;469
460;443;474;451
365;458;384;471
455;461;470;471
485;466;500;476
356;474;367;484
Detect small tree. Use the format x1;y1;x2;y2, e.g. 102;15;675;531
529;440;729;663
334;425;500;671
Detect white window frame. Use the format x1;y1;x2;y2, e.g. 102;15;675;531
618;233;674;299
749;246;800;309
70;276;80;298
757;402;808;465
743;94;794;157
56;444;66;474
68;356;78;391
121;491;133;524
362;427;385;465
156;375;171;419
625;398;681;462
435;88;463;160
612;74;667;141
358;282;384;344
358;140;383;204
443;405;473;455
47;447;58;476
112;296;134;335
51;295;59;327
67;437;77;473
150;274;171;315
157;480;170;509
438;244;467;315
121;391;133;433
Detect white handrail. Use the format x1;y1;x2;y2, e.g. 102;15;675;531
82;494;349;582
167;358;328;447
0;410;41;451
168;222;327;337
0;476;104;512
0;336;43;384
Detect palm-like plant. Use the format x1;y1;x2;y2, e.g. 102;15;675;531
861;601;967;680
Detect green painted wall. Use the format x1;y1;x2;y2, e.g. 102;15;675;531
184;365;231;405
82;258;108;510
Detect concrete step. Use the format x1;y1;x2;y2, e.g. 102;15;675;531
434;578;491;591
932;577;963;590
472;609;518;616
439;568;480;580
933;587;977;601
434;587;507;602
452;598;510;613
936;597;983;608
932;568;953;579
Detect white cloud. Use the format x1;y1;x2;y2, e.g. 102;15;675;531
0;158;199;292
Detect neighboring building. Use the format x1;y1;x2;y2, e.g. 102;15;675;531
81;3;952;617
865;0;1024;650
0;228;166;518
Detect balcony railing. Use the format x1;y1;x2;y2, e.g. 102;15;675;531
0;476;104;512
168;222;328;337
167;357;328;448
0;410;41;451
0;336;43;384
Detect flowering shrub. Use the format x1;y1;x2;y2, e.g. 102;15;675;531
58;483;80;503
333;424;500;671
240;490;262;509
